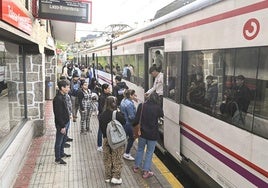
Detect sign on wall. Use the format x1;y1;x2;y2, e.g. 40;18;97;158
0;0;32;34
36;0;92;23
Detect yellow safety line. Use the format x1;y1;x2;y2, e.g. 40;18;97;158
152;154;184;188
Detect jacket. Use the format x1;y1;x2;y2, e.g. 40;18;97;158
133;102;164;140
113;82;128;106
98;92;112;114
120;98;136;127
53;92;70;131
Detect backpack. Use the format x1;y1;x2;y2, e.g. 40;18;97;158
106;111;127;149
71;82;80;96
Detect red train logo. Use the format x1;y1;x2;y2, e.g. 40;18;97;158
243;18;260;40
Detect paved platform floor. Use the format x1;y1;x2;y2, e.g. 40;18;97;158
13;101;182;188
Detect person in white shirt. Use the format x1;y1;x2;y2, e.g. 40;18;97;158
145;66;163;108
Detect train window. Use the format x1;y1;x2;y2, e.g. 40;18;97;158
125;55;135;82
97;56;108;71
137;54;144;87
185;50;223;114
253;47;268;139
112;54;144;86
184;47;268;138
113;55;124;74
164;52;181;102
229;48;258;131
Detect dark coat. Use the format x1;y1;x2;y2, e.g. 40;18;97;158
98;92;112;114
113;82;128;106
53;92;70;131
233;84;251;113
133;102;164;141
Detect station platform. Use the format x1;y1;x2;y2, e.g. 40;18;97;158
13;101;183;188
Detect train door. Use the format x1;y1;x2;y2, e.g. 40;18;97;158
147;47;164;90
162;37;182;162
144;40;165;150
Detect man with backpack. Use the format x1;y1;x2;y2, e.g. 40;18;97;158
113;75;128;106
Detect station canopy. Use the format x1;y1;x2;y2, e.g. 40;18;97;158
51;20;77;43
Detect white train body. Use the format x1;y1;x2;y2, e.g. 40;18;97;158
80;1;268;187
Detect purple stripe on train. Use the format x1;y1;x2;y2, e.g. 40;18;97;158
181;129;268;187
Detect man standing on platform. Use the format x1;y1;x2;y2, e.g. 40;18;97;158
53;80;71;165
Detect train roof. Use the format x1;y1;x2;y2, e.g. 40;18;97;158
82;0;222;53
154;0;197;19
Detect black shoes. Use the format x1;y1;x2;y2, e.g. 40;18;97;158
64;143;71;148
61;153;71;158
66;137;73;142
55;158;67;165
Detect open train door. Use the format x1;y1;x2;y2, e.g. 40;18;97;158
163;36;182;162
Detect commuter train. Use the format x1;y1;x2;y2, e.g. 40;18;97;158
78;0;268;187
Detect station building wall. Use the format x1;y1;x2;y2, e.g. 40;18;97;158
0;0;56;187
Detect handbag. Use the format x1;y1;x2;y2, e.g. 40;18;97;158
133;104;143;140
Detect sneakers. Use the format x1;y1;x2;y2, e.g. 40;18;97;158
123;153;135;161
64;143;71;148
97;146;103;152
142;171;154;179
104;179;110;183
133;166;139;173
61;153;71;158
111;177;122;184
55;158;67;165
66;137;73;142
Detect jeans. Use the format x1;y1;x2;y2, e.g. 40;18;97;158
124;123;134;154
63;120;70;144
54;126;67;160
134;137;157;171
97;125;102;147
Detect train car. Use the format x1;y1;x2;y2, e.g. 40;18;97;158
78;0;268;187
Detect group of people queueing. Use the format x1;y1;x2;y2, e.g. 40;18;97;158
53;65;164;185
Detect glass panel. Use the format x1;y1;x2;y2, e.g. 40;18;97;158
165;52;181;102
232;48;257;130
137;54;144;87
253;47;268;139
113;56;123;76
0;41;24;142
186;50;222;114
184;47;267;138
97;56;108;71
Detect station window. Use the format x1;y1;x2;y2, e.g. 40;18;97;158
184;47;268;139
0;41;26;145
